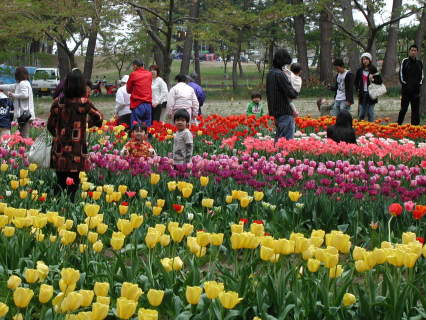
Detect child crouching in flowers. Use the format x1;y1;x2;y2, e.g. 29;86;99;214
121;123;156;158
173;109;193;165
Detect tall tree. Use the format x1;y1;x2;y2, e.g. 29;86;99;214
415;7;426;49
381;0;403;80
180;0;200;76
319;5;333;83
341;0;360;72
292;0;309;80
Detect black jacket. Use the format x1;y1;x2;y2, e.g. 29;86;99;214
399;57;423;95
354;66;383;105
266;67;298;118
330;71;354;104
0;98;14;129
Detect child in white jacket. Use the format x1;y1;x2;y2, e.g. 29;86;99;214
283;63;302;117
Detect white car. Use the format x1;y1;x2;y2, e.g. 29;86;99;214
32;68;60;97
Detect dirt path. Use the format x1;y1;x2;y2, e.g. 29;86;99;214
34;97;412;123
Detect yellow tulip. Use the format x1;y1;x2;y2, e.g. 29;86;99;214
355;260;370;272
130;214;144;229
94;282;109;297
92;302;109;320
121;282;143;301
185;286;203;304
64;218;74;230
97;296;110;305
79;290;95;307
0;302;8;317
84;203;100;217
260;246;274;261
181;187;192;198
342;293;356;307
182;223;194;236
19;169;28;179
196;231;210;247
146;289;165;307
19;191;27;199
152;206;162;216
49;235;57;243
156;199;165;208
200;176;209;186
36;261;49;280
119;205;129;216
171;257;183;270
352;246;366;260
117;219;133;236
145;230;160;248
10;180;19;189
12;313;23;320
253;191;264;201
61;268;80;285
231;224;243;233
307;258;321;272
138;308;158;320
288;191;302;202
171;227;185;243
13;287;34;308
204;281;224;299
139;189;148;199
97;223;108;234
403;252;418;268
402;232;416;245
0;163;8;172
116;297;137;319
250;223;264;237
39;284;54;303
111;232;126;251
7;275;22;290
24;268;39;284
210;233;224;246
225;195;233;204
118;185;127;194
77;223;89;236
59;279;76;294
79;244;87;253
87;231;99;244
218;291;243;309
93;240;103;253
150;173;160;185
61;291;83;312
167;181;177;191
0;215;8;228
329;265;343;278
240;197;250;208
60;231;77;245
201;198;214;208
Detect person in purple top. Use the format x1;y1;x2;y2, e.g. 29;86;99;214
186;73;205;115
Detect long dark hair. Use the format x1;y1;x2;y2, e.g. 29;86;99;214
64;71;86;99
15;67;29;82
272;49;292;68
335;110;353;128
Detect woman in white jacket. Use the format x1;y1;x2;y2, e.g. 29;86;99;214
115;75;131;128
0;67;35;137
149;65;169;123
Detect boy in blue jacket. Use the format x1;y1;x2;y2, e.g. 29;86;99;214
0;91;14;137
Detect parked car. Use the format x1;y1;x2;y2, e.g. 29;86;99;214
32;68;60;97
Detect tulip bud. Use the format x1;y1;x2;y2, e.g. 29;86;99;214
13;287;34;308
185;286;203;304
94;282;109;297
146;289;165;307
7;275;22;290
39;284;54;303
342;293;356;307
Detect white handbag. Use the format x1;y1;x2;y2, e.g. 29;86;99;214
368;82;387;100
28;129;52;168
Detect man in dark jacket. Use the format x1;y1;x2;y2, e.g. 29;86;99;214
329;59;354;116
266;49;298;141
398;44;423;125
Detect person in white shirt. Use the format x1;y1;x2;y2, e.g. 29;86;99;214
283;63;302;118
0;67;35;138
115;75;131;128
166;74;199;123
149;65;169;123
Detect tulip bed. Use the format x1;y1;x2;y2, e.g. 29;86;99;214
0;115;425;320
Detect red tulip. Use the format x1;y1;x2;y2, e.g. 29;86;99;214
66;177;74;186
388;203;403;217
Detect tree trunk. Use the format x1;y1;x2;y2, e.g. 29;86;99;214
180;33;193;75
194;39;201;84
415;7;426;51
381;0;402;80
292;0;309;80
84;27;98;80
57;42;71;80
268;40;274;69
232;53;238;90
154;49;166;79
319;8;333;83
342;0;360;72
180;0;199;75
238;59;244;77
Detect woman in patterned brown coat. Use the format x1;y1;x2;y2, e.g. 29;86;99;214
47;72;103;199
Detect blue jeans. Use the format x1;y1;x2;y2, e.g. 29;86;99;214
331;100;350;116
359;103;375;122
275;114;295;142
131;103;152;128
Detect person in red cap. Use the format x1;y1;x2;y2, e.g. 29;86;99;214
126;59;153;128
